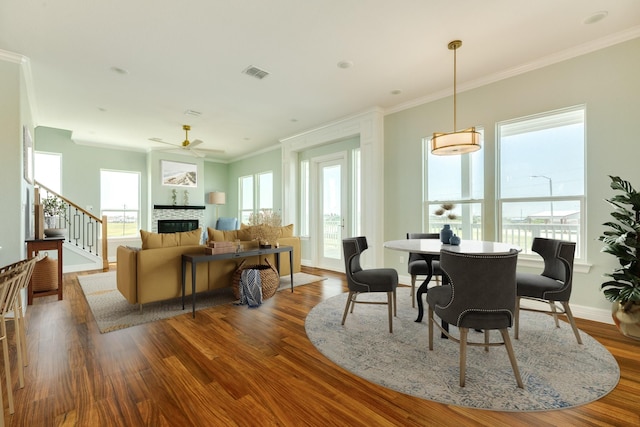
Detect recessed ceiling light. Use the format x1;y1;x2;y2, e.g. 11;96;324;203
584;11;608;25
110;66;129;75
391;89;402;95
337;60;354;69
184;109;202;117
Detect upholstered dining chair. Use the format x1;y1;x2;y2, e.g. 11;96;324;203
514;237;582;344
342;237;398;333
406;233;444;308
427;249;523;388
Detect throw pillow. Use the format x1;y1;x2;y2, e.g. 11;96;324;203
280;224;294;238
140;229;202;249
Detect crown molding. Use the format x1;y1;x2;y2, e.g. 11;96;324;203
385;26;640;116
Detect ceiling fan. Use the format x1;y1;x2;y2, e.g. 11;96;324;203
149;125;224;158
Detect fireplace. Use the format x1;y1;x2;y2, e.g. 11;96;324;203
158;219;199;234
152;205;205;233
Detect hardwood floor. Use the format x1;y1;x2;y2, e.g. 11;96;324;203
3;266;639;426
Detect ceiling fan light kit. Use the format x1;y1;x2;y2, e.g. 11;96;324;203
150;124;223;158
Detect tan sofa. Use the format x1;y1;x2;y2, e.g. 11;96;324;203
116;226;301;306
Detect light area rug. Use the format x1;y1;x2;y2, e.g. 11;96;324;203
79;271;326;333
305;287;620;412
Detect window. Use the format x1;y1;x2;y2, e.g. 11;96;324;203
34;152;62;193
300;160;310;236
498;106;585;258
351;148;361;237
424;129;484;240
100;170;140;238
239;171;273;224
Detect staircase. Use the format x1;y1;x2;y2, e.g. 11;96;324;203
35;181;109;272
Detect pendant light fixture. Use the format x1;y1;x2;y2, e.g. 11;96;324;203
431;40;481;155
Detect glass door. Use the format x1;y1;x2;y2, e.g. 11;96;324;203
316;155;347;271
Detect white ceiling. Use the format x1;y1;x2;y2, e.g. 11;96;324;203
1;1;639;161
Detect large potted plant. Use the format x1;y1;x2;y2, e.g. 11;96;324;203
599;175;640;340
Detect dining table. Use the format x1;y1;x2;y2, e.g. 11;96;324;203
384;239;521;323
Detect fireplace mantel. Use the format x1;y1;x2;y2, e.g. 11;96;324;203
153;205;205;210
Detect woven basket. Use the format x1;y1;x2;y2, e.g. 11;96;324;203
232;258;280;300
32;255;58;292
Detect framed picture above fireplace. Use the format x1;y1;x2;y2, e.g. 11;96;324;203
161;160;197;187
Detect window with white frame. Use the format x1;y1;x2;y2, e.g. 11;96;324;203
100;170;140;238
498;106;585;258
424;129;484;240
34;151;62;193
351;148;361;237
239;171;273;224
299;160;310;236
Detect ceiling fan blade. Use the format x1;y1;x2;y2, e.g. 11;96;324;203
190;149;206;158
149;138;181;148
188;139;203;148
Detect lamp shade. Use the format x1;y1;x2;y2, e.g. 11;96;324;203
208;191;226;205
431;128;481;155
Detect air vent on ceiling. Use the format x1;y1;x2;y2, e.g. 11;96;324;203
242;65;270;80
184;109;202;117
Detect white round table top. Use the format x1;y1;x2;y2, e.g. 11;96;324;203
383;239;520;255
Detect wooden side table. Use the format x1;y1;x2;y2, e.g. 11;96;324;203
25;237;64;304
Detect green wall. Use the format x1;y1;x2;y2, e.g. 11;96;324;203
384;37;640;312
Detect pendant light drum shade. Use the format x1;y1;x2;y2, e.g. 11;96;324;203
431;40;481;156
431;128;481;155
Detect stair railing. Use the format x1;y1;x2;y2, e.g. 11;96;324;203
35;181;109;271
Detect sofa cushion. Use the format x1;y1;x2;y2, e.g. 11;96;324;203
141;228;202;249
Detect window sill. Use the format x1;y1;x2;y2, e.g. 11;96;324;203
518;257;592;274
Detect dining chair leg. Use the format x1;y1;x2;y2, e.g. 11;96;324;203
428;307;434;350
349;293;357;314
13;312;24;389
410;275;416;308
393;290;397;317
16;294;28;367
341;291;354;325
562;301;583;345
514;298;520;340
1;321;14;413
459;327;468;387
500;328;524;389
549;300;560;328
484;330;490;352
387;292;393;333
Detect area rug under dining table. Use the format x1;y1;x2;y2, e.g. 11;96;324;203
79;270;326;333
305;287;620;412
